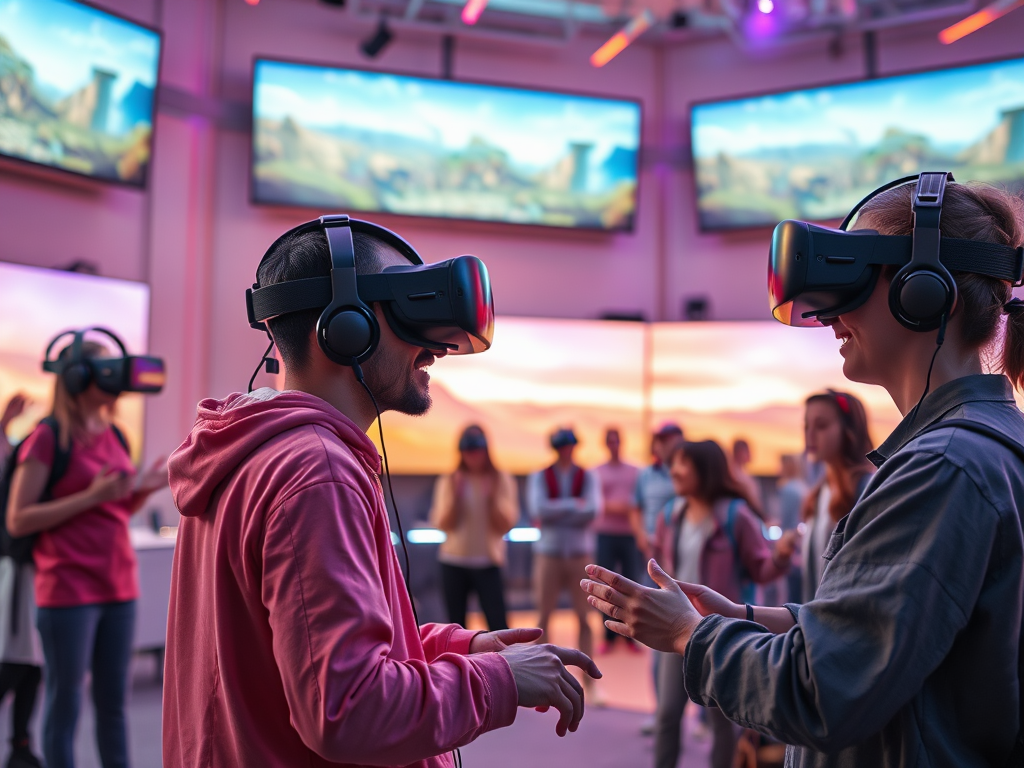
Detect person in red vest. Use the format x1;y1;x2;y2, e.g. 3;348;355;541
526;428;603;665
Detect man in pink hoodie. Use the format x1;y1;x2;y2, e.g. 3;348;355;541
163;219;601;768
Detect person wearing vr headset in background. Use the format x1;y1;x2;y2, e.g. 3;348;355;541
162;215;601;768
3;329;168;768
582;173;1024;767
429;425;519;632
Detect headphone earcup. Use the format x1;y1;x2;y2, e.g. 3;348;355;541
62;363;92;396
317;306;380;365
888;264;956;331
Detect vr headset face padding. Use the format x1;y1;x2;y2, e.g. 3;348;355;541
769;172;1024;330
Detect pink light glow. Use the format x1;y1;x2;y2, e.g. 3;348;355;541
461;0;489;25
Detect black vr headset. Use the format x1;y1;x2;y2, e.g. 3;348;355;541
43;328;166;396
246;215;494;367
769;172;1024;332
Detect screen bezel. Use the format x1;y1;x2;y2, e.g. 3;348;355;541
687;52;1024;234
0;0;164;190
248;56;644;233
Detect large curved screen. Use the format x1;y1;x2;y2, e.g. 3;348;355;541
251;59;642;231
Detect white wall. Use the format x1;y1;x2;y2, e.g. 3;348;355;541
0;0;1022;462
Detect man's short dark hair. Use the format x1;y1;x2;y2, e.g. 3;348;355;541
256;229;408;371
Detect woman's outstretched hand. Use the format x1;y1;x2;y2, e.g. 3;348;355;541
674;582;744;620
580;559;704;655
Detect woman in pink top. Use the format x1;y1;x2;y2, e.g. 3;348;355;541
6;339;167;768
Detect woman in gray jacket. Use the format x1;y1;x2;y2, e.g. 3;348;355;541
582;179;1024;768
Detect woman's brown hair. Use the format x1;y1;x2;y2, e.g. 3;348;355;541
854;181;1024;390
50;340;113;450
802;390;875;523
669;439;758;513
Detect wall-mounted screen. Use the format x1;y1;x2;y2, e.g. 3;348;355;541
0;262;151;460
372;317;903;477
691;56;1024;231
0;0;161;186
251;59;642;231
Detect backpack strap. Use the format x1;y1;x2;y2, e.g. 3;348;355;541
37;416;72;502
570;467;585;499
915;418;1024;766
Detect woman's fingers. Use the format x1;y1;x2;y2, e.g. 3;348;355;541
579;578;629;609
586;594;622;620
583;564;641;596
604;619;633;639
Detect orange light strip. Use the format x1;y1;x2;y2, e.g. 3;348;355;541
461;0;489;25
590;9;655;68
939;0;1024;43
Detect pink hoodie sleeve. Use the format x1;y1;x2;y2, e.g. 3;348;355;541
420;623;483;659
261;481;517;766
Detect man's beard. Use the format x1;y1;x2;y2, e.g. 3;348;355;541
362;346;432;416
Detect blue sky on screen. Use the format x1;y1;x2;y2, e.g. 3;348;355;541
692;58;1024;158
0;0;159;129
254;60;641;170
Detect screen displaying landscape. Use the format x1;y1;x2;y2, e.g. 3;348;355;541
0;0;160;186
252;60;642;230
691;57;1024;230
0;262;150;460
373;317;904;477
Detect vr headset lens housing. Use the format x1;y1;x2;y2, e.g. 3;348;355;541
90;357;167;394
768;178;1024;327
360;256;494;354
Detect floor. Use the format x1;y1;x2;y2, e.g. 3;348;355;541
0;610;716;768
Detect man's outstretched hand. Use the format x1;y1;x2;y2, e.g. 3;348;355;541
470;628;602;737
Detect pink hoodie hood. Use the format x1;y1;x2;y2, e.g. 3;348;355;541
169;388;381;518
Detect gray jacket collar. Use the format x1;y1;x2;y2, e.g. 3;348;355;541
868;374;1016;467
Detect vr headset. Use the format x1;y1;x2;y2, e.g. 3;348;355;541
769;172;1024;332
246;215;494;367
43;328;166;396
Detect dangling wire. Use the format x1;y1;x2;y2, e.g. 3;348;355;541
248;339;277;394
353;364;462;766
908;313;947;426
352;363;420;628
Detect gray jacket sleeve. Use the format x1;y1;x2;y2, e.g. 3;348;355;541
682;448;1000;752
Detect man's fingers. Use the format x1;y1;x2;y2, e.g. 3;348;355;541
584;564;641;596
579;579;628;609
549;687;573;737
551;646;603;679
560;664;584;701
648;559;682;592
558;674;583;732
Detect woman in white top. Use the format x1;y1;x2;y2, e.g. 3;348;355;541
429;425;519;630
801;390;875;601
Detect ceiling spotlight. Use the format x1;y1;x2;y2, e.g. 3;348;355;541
361;16;393;58
462;0;489;25
758;0;775;13
939;0;1024;43
590;8;655;68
